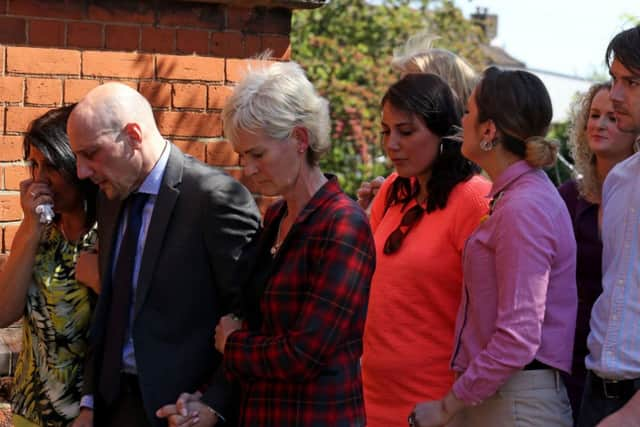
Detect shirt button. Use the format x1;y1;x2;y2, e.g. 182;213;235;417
619;279;625;285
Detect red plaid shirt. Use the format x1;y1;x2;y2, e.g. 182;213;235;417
224;177;375;426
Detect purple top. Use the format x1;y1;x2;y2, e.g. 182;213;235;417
557;180;602;413
451;160;577;405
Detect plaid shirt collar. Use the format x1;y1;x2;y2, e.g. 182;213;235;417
271;174;341;224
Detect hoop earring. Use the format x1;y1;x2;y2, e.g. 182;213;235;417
480;139;495;151
439;143;444;155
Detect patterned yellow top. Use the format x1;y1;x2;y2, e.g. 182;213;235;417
11;225;97;427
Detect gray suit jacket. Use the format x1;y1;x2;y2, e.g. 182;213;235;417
85;144;260;426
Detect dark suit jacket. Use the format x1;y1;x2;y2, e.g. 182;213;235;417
84;144;260;426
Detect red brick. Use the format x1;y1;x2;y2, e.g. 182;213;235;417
231;8;290;35
156;55;224;82
226;7;253;31
207;85;233;110
0;136;24;161
172;83;206;109
105;25;139;51
206;140;238;166
260;8;291;36
141;27;175;54
0;107;4;133
245;34;261;57
82;51;154;79
262;35;290;60
67;22;103;49
0;76;24;103
6;107;51;133
158;5;223;30
139;81;171;108
155;111;222;137
7;47;80;75
4;165;30;190
4;223;19;252
0;46;5;73
173;139;205;162
210;31;243;58
88;3;154;24
29;19;65;47
9;0;83;19
0;194;22;221
0;16;26;44
26;78;62;106
64;79;100;103
176;29;209;55
226;58;274;83
261;8;291;35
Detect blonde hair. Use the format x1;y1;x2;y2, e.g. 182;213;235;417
222;60;330;165
568;82;611;203
391;31;478;104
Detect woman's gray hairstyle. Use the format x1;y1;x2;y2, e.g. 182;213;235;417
391;30;478;105
222;60;331;165
568;82;610;203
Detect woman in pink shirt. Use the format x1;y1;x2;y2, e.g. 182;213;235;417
411;67;577;427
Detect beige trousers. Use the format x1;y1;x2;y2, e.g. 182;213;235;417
447;370;573;427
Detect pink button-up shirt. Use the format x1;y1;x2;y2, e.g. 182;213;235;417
451;160;577;405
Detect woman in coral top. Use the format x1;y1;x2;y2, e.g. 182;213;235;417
361;73;490;426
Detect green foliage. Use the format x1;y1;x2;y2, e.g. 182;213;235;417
291;0;487;196
545;122;574;186
621;13;640;26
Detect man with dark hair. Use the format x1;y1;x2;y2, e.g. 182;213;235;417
579;25;640;427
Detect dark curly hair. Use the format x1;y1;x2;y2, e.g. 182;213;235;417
23;104;98;227
381;73;479;213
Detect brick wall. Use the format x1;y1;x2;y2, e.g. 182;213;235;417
0;0;292;259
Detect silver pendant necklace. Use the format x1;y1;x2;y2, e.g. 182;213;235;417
270;214;287;257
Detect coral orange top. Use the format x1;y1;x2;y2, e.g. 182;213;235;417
362;173;490;427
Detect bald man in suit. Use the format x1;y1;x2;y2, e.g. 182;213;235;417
68;83;259;427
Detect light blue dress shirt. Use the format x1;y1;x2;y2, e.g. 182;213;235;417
81;141;169;409
587;148;640;380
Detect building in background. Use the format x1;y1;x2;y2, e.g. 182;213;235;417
472;7;597;123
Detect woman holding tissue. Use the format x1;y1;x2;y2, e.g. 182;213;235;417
0;105;99;427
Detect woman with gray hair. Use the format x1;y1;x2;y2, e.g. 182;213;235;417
209;60;376;426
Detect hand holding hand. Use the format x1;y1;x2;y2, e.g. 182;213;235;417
356;176;384;211
214;314;242;353
411;400;447;427
156;391;219;427
411;392;464;427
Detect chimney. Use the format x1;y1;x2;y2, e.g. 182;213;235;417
471;7;498;41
